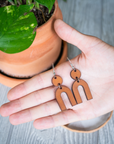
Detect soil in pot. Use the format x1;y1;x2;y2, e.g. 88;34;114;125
0;0;55;27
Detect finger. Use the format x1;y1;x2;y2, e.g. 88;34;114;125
8;87;88;125
0;79;96;117
33;101;97;129
9;100;61;125
0;86;56;117
34;109;77;129
1;74;92;117
8;92;112;126
34;95;113;130
54;19;102;54
7;61;75;101
8;89;80;125
7;70;53;101
33;103;94;130
7;94;97;126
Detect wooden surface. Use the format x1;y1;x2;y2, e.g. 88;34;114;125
0;0;114;143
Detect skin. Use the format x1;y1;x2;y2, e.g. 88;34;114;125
0;19;114;129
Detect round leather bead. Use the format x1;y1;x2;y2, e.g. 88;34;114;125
52;75;63;86
70;69;81;80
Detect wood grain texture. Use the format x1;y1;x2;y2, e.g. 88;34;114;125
102;0;114;46
0;84;11;144
0;0;114;144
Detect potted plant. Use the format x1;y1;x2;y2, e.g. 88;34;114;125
0;0;67;87
0;1;113;134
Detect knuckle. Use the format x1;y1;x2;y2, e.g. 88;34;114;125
36;74;44;88
34;91;42;105
44;103;52;116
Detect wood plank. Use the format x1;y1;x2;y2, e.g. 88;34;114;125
102;0;114;46
0;83;12;144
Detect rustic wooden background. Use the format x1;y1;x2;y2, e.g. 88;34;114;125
0;0;114;143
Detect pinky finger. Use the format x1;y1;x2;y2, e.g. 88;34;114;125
33;110;80;129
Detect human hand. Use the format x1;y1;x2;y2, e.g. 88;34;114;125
0;19;114;129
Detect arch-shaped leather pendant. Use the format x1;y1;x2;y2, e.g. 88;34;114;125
56;86;77;111
72;79;93;104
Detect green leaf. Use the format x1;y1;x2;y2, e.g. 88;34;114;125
0;4;37;54
35;0;55;12
34;1;40;9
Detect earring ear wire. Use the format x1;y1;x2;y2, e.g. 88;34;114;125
52;63;56;78
67;57;76;71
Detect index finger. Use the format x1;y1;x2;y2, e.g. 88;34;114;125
8;69;53;101
7;61;73;101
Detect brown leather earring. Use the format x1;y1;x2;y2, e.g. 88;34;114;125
52;64;77;111
67;58;93;104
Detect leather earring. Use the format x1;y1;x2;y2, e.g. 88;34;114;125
52;64;77;111
67;58;93;104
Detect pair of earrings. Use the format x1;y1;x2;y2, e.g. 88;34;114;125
52;58;93;111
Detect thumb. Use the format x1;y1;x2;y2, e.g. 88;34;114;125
54;19;102;54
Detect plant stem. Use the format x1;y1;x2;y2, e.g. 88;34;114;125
39;9;46;22
26;0;32;5
34;1;46;23
14;0;17;5
17;0;21;5
9;1;15;5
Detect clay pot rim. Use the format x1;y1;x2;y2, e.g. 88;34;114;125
0;41;67;87
62;111;113;133
36;0;58;31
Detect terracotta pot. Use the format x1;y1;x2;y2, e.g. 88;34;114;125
0;0;62;78
62;111;113;133
0;41;67;88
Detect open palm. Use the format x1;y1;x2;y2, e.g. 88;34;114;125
0;19;114;129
